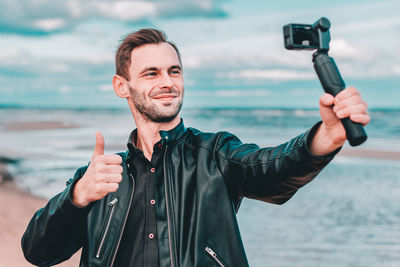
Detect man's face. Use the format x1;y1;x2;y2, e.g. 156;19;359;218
127;42;184;123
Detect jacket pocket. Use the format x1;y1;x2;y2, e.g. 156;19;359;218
95;197;119;259
205;246;225;267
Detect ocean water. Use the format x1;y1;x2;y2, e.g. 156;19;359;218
0;107;399;266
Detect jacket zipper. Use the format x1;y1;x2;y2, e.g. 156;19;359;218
163;145;177;267
109;166;136;266
205;247;225;267
96;197;119;258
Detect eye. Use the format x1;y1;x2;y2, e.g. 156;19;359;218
169;69;181;75
145;72;157;77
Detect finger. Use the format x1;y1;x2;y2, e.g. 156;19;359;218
319;94;340;128
349;113;370;126
96;173;122;183
336;104;368;119
334;87;359;104
96;154;123;165
334;93;365;111
104;183;119;193
93;132;105;158
320;93;335;107
104;165;124;174
95;182;119;195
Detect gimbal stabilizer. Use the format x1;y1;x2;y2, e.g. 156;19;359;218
283;17;367;146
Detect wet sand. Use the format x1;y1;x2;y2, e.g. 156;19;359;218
338;149;400;160
2;121;78;131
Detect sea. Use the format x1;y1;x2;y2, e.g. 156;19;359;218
0;106;399;267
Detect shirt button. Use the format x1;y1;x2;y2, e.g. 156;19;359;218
150;199;156;205
149;233;155;239
150;167;155;173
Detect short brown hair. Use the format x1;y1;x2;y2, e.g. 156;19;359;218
115;28;182;80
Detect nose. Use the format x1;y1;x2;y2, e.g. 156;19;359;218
159;72;174;89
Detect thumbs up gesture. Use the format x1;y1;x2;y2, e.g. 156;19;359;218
72;132;123;208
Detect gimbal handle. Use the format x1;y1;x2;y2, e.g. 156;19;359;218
313;52;367;146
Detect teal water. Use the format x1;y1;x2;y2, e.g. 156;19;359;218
1;78;399;109
239;158;400;266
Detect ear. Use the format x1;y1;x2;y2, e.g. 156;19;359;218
113;75;130;98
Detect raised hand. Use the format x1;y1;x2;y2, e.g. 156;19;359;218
72;132;123;208
310;87;370;156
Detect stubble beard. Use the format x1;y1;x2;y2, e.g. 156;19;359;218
129;85;184;123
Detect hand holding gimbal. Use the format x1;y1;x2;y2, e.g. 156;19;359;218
283;17;367;146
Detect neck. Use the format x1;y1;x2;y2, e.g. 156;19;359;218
132;112;180;161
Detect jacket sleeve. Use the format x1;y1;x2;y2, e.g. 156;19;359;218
214;122;340;205
21;165;91;266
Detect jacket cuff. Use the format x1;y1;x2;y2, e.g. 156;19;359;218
303;121;342;161
59;175;93;220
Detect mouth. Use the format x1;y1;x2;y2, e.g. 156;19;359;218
152;93;178;100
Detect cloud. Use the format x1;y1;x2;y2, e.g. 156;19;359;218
1;0;399;98
394;66;400;75
178;0;400;81
33;18;67;32
330;38;380;62
95;1;157;21
0;0;228;35
0;47;32;66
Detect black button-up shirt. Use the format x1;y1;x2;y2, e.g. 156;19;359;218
114;130;163;267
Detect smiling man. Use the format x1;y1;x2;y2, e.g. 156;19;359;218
22;29;370;267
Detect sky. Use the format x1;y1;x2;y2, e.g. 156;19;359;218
0;0;399;109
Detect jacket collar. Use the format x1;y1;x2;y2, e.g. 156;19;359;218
159;118;186;145
127;118;186;152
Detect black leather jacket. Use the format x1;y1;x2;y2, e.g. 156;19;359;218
22;120;337;267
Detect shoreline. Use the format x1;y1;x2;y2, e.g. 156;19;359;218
1;120;399;161
1;120;399;159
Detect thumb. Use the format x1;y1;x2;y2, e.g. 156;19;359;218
93;132;105;158
319;93;339;128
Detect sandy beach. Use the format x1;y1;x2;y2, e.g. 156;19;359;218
0;182;81;267
3;121;79;132
0;120;82;265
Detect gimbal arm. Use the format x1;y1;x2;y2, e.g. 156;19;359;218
313;51;367;146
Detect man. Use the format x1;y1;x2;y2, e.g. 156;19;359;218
22;29;370;266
